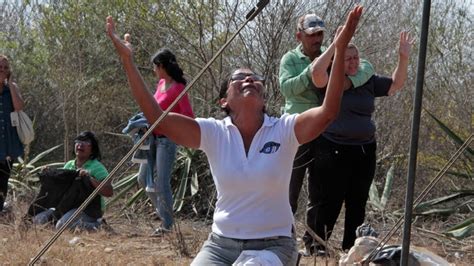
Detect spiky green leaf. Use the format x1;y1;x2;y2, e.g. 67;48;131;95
444;217;474;239
380;163;395;208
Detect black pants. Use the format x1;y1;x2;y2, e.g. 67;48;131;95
0;159;13;212
310;136;376;250
288;140;316;214
289;137;324;252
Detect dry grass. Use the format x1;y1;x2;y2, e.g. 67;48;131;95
0;200;472;265
0;200;207;265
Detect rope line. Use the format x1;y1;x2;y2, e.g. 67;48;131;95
28;4;268;264
365;133;473;262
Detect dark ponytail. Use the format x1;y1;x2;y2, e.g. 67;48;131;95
151;48;187;85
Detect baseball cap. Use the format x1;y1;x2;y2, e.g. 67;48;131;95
298;14;325;35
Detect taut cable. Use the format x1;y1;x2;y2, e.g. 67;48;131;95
365;134;473;262
29;1;270;264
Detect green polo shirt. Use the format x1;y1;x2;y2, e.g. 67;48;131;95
64;159;109;210
279;44;375;114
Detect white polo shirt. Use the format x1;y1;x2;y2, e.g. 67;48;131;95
197;113;300;239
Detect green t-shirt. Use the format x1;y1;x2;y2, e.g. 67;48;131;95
63;159;109;210
279;44;375;114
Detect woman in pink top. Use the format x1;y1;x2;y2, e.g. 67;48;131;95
137;48;194;236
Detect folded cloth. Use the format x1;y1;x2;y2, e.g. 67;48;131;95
122;113;149;135
131;149;148;164
123;112;159;192
123;112;152;152
132;129;152;151
233;250;283;266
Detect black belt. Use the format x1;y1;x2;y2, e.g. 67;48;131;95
212;232;290;242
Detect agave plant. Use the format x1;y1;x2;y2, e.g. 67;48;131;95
413;191;474;216
372;110;473;239
411;109;473;239
105;172;141;211
369;162;395;212
9;144;64;195
444;217;474;239
172;147;202;212
106;146;208;215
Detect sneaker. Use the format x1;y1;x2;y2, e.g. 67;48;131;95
2;201;12;213
299;246;313;257
150;227;171;237
300;245;328;257
150;212;161;221
315;249;328;257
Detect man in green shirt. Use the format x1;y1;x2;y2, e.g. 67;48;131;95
279;13;374;256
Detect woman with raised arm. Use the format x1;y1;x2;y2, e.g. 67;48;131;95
135;48;194;236
309;31;414;252
106;6;362;265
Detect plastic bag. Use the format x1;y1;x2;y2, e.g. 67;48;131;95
11;110;35;144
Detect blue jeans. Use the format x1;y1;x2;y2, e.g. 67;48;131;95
191;233;298;266
137;136;177;229
33;208;55;224
34;208;101;231
56;208;102;231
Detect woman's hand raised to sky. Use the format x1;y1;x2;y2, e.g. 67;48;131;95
335;5;363;50
106;16;133;61
399;31;415;60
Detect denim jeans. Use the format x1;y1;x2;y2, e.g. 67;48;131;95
33;208;55;224
137;136;177;229
191;233;298;266
34;208;102;230
288;139;317;214
55;208;102;231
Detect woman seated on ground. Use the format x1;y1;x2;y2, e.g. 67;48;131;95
33;131;113;231
106;5;362;265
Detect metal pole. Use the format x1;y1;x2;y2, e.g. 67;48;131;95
401;0;431;265
28;1;269;264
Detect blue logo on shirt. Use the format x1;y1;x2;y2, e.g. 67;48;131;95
259;141;280;154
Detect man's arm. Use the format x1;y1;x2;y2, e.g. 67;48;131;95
279;52;312;98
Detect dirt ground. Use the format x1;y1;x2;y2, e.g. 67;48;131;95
0;202;472;265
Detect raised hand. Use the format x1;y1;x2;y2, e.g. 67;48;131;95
335;5;363;49
399;31;414;59
106;16;133;60
333;26;344;43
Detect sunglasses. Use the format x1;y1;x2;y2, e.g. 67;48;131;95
74;140;92;146
230;73;265;83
